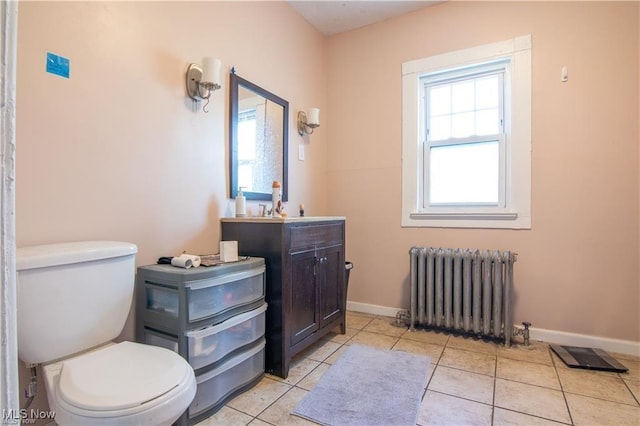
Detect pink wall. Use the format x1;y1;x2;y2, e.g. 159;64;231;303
15;2;639;346
11;0;640;415
326;1;639;342
15;1;327;413
16;1;328;267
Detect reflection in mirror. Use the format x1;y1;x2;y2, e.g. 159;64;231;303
230;73;288;201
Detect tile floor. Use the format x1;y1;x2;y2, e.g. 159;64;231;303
198;311;640;426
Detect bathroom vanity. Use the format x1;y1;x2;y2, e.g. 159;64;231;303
221;216;346;378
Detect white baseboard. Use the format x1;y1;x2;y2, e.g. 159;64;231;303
346;301;403;318
529;327;640;358
346;301;640;357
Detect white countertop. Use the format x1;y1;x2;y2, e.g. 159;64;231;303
221;216;345;223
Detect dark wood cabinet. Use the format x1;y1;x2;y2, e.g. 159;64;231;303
221;217;346;378
290;247;319;346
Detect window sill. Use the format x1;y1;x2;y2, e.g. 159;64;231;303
403;210;530;229
410;211;518;221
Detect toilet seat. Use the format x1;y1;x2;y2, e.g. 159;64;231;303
47;341;196;423
58;341;188;411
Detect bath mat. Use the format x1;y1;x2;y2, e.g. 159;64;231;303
551;345;628;373
293;344;431;426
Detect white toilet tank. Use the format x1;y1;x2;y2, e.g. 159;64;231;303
17;241;138;365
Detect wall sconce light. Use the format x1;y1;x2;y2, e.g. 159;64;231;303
186;57;221;112
297;108;320;135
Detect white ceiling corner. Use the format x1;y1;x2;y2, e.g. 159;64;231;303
287;0;442;36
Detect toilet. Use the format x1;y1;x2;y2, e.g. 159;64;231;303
17;241;196;425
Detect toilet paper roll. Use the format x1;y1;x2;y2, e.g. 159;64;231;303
171;256;193;269
220;241;238;262
180;254;201;268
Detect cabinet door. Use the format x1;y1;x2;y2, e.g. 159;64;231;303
318;244;344;328
290;248;319;346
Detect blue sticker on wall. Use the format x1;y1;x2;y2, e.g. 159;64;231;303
46;52;70;79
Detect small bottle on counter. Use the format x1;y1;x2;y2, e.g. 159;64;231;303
235;187;246;217
299;203;305;217
272;181;281;217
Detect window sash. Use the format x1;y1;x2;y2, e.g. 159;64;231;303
423;135;506;208
420;63;507;209
423;69;505;140
424;68;505;141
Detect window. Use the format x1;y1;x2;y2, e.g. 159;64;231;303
402;35;531;229
237;109;257;191
425;63;506;207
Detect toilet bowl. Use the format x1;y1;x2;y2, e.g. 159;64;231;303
16;241;197;425
43;342;196;426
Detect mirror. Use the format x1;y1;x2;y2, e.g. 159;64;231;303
229;73;289;201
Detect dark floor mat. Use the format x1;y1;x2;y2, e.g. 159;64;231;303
550;345;628;373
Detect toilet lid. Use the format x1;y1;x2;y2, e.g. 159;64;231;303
58;341;189;411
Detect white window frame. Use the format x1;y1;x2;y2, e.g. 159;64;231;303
402;35;532;229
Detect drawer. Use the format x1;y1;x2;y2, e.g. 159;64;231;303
290;223;343;249
187;267;265;322
145;285;179;317
186;303;267;370
143;329;178;353
144;266;265;323
188;338;265;419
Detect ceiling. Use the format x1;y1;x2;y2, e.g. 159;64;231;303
287;1;442;36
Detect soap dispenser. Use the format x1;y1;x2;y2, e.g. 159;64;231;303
235;187;246;218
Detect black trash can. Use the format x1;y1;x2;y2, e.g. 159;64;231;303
345;261;353;292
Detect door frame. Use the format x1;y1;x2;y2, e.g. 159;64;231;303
0;0;19;414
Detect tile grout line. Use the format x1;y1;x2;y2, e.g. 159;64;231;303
620;376;640;406
490;351;497;425
550;346;575;426
552;353;640;408
262;342;343;426
216;314;640;426
257;336;344;425
423;335;447;392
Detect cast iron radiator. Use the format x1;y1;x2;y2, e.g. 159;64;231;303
407;247;517;347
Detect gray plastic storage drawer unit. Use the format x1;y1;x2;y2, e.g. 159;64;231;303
135;257;267;425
